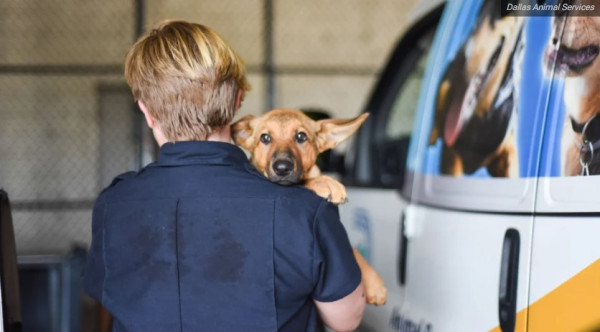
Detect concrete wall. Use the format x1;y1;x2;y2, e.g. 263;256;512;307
0;1;134;64
0;0;418;254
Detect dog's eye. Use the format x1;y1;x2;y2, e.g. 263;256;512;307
260;133;271;144
295;132;308;143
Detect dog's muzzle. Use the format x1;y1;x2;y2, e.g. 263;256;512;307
268;151;303;185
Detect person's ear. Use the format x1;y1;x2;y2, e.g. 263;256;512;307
138;101;156;128
234;88;244;111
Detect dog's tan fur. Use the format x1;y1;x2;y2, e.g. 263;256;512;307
544;2;600;175
429;5;523;178
232;109;387;305
232;109;369;203
469;17;523;119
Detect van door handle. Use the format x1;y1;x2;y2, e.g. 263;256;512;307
498;228;520;332
398;211;407;285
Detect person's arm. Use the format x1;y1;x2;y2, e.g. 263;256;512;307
311;200;366;331
315;282;365;332
83;197;106;301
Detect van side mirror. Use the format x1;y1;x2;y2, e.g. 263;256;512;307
373;135;410;189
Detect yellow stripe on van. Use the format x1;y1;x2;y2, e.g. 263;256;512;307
528;258;600;331
490;259;600;332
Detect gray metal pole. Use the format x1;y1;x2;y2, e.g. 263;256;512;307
264;0;276;111
134;0;156;168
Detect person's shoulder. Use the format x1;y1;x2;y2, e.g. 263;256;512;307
276;183;326;205
240;165;323;203
270;184;336;226
97;170;137;202
109;171;137;186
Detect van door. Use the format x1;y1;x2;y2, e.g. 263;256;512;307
529;9;600;331
401;0;550;330
337;5;443;332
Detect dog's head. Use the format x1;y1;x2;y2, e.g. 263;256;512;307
434;0;524;148
231;109;369;185
544;1;600;124
544;0;600;77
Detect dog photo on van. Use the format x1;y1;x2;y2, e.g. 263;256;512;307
428;0;525;177
543;0;600;176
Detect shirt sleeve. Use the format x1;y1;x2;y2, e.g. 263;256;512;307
83;198;106;301
312;200;362;302
83;171;135;301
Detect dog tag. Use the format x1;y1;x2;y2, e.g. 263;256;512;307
579;141;594;176
581;163;590;176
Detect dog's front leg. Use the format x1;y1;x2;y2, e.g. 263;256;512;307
353;248;387;305
303;166;348;204
303;168;386;303
303;175;348;204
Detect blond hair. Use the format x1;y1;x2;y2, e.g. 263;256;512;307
124;20;250;141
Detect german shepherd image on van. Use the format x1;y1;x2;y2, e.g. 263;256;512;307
428;0;524;177
544;0;600;176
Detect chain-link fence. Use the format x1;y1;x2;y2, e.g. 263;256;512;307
0;0;415;255
1;0;136;255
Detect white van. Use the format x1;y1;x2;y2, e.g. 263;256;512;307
338;0;600;331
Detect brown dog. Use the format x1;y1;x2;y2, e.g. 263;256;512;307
543;0;600;176
231;109;387;305
429;0;524;177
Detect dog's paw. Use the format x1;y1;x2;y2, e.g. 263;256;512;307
363;268;387;306
304;175;347;204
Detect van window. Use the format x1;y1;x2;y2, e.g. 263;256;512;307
344;8;442;189
372;30;435;189
405;0;551;212
385;43;431;139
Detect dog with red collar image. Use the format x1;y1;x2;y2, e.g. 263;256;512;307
428;0;525;177
543;0;600;176
231;109;387;305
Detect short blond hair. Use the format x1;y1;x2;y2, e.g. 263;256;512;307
124;20;251;141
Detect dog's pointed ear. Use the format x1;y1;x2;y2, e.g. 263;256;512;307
315;113;369;153
231;115;257;151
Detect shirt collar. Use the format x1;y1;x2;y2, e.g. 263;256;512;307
154;141;250;167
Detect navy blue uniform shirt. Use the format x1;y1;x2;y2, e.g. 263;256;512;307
84;141;361;332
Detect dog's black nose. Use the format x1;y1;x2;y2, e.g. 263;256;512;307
272;160;294;176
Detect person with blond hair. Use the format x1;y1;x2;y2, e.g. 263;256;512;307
83;20;364;332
